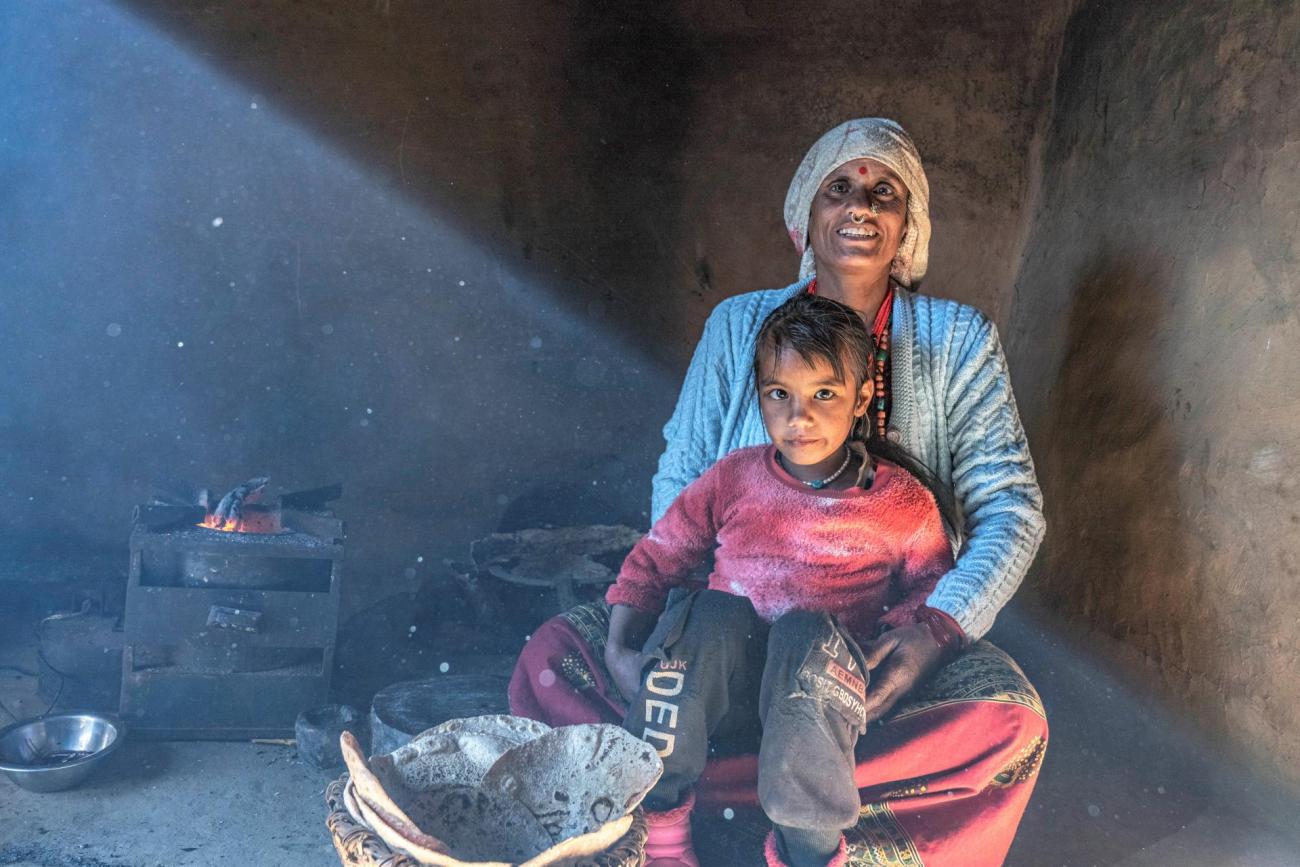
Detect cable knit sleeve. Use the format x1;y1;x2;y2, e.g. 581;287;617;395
608;462;723;616
650;301;733;524
925;311;1046;639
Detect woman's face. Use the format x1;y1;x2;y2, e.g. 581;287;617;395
807;158;909;279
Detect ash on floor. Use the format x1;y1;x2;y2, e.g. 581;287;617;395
0;741;339;867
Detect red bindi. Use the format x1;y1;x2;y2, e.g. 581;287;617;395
858;166;868;174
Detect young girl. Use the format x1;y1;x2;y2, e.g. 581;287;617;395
604;293;957;867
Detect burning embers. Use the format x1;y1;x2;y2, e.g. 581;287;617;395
200;476;277;533
203;508;281;534
136;478;343;538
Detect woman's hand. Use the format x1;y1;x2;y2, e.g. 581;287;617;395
860;622;945;724
605;643;651;704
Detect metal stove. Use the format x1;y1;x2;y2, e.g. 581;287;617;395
121;485;344;739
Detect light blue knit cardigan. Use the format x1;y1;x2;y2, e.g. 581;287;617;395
650;277;1045;640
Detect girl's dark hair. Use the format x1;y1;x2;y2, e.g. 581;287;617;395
754;291;874;390
754;293;958;534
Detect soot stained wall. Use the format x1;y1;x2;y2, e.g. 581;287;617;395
1007;0;1300;790
1;1;1070;617
117;0;1072;354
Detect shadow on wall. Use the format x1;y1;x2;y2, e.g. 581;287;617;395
1027;247;1300;822
1004;253;1230;858
1029;251;1263;730
1037;254;1193;670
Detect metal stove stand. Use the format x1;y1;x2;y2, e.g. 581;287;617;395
121;507;343;739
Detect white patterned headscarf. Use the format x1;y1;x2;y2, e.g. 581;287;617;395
783;118;931;287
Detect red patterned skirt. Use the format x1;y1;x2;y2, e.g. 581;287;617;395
509;602;1047;867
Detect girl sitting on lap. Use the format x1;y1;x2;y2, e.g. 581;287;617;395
605;292;956;867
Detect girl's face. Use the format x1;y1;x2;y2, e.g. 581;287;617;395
758;345;873;479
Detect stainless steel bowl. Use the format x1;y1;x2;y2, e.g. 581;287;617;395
0;713;125;793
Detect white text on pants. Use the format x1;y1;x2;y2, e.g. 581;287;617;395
642;669;684;757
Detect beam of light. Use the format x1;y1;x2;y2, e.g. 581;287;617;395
0;1;676;558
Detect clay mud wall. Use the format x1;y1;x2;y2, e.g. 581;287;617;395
1007;0;1300;791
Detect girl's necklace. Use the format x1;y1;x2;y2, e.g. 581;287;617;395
779;446;852;490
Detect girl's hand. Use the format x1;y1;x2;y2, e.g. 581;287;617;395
606;603;658;702
860;623;945;723
605;643;651;703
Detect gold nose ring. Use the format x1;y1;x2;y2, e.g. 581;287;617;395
850;211;867;224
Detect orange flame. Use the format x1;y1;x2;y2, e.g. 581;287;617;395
198;508;281;534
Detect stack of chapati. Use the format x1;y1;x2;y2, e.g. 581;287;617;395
339;715;662;866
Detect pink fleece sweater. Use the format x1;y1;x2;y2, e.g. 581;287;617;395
607;445;954;645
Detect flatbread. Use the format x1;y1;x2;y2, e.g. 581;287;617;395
378;731;496;790
518;813;634;867
354;782;630;867
341;719;652;865
399;784;554;862
386;715;552;790
341;726;554;863
482;724;662;843
351;780;509;867
342;779;365;826
424;714;552;745
341;730;431;837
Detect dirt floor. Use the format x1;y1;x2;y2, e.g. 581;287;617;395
3;597;1299;866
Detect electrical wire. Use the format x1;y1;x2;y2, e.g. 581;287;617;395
28;602;97;719
0;604;86;722
0;659;64;721
0;668;35;720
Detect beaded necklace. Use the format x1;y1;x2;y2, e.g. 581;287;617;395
807;280;894;439
777;445;852;490
869;284;895;440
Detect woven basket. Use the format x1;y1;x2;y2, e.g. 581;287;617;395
325;776;648;867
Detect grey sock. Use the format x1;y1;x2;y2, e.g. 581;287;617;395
644;786;687;813
775;825;841;867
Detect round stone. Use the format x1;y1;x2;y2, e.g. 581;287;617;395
369;674;510;757
295;704;361;769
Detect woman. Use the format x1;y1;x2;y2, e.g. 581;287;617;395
510;118;1047;867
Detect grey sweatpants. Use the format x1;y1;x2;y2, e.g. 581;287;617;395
623;589;870;833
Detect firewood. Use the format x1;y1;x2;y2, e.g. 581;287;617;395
212;476;271;527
